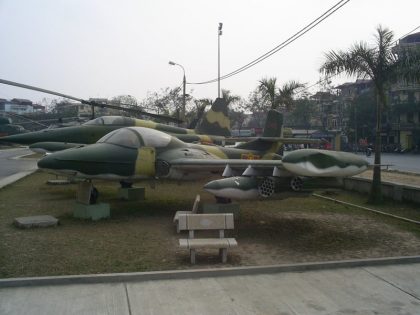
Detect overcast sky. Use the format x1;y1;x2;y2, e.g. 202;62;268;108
0;0;419;104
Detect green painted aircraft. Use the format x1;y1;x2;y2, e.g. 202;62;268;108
37;114;368;202
0;98;232;151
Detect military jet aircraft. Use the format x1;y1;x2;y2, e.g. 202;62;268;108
0;98;232;152
37;123;368;203
0;78;234;150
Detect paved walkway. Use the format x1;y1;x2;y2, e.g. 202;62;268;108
1;262;420;314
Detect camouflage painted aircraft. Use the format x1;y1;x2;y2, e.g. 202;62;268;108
0;98;231;152
37;122;368;202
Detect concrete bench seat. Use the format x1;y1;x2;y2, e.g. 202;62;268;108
178;213;237;264
179;238;238;249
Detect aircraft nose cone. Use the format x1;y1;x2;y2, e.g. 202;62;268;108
37;143;138;177
37;154;55;169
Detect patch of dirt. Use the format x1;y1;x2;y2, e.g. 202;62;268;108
234;210;420;266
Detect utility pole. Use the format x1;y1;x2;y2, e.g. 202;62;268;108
218;22;223;98
168;61;186;123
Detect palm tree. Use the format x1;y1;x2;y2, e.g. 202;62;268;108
278;80;306;111
221;89;241;107
320;26;420;203
258;77;278;109
258;77;305;110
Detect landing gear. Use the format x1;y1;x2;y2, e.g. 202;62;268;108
120;180;133;189
215;196;232;204
290;176;304;191
90;186;99;204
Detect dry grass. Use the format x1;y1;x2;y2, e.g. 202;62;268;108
1;171;420;278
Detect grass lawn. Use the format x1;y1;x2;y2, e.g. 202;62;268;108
1;171;420;278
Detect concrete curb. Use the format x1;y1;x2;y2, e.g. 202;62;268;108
1;255;420;288
0;170;36;189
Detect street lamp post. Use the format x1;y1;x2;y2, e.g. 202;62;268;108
218;22;223;98
168;61;186;123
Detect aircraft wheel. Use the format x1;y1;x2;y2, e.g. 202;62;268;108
90;187;99;204
290;177;303;191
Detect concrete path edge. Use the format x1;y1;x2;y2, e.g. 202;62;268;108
1;255;420;288
0;170;36;189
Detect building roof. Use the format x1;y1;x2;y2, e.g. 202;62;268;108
11;98;33;105
336;79;372;89
400;32;420;44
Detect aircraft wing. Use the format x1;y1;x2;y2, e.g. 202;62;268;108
170;158;287;177
226;137;322;144
170;149;369;178
170;158;284;170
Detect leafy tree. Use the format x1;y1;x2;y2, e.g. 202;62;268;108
320;26;420;203
258;77;305;110
345;91;376;145
111;95;139;107
140;87;192;122
244;88;267;128
289;97;316;131
186;98;212;129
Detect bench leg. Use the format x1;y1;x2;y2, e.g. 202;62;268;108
176;223;180;234
220;248;227;263
190;249;196;264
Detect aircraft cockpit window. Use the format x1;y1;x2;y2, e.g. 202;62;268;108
102;116;124;125
84;118;104;125
97;129;140;148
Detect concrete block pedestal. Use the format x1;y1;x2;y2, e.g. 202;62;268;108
118;187;145;201
14;215;59;228
73;202;110;221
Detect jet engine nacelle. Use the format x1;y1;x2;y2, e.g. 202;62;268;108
282;149;368;177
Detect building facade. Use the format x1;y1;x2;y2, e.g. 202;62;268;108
390;31;420;150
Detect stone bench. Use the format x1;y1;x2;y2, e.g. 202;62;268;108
178;213;237;264
173;194;200;233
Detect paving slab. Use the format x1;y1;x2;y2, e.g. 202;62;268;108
365;263;420;299
13;215;59;228
0;283;129;315
127;266;420;315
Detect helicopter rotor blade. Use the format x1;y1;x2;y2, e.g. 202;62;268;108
0;78;83;102
0;78;183;124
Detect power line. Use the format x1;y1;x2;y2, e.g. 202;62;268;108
298;24;420;94
188;0;350;85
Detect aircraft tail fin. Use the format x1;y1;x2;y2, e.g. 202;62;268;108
262;110;283;138
195;98;230;137
235;110;284;151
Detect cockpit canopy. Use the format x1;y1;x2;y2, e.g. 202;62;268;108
83;116;134;126
97;127;173;149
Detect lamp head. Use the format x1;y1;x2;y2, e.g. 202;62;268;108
168;61;176;65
